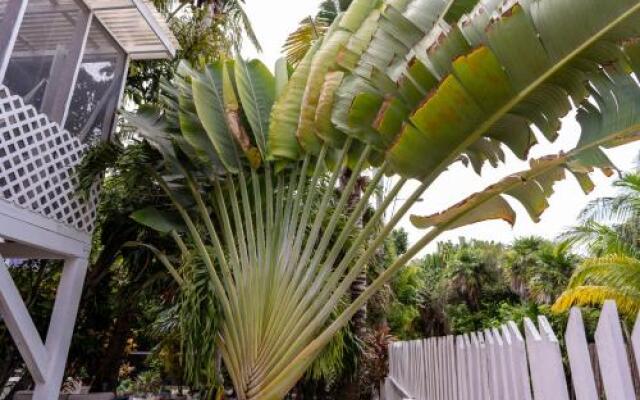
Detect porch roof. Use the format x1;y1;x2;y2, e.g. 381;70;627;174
0;0;179;60
85;0;178;60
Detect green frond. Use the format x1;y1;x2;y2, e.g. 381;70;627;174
283;17;329;67
552;285;640;318
76;140;123;197
567;255;640;291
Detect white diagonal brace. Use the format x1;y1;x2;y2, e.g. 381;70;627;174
33;257;89;400
0;259;49;383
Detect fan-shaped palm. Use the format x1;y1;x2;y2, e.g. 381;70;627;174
119;0;640;398
445;247;499;310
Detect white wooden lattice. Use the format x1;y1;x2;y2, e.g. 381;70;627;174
0;84;98;233
384;300;640;400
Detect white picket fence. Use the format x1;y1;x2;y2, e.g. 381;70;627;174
383;300;640;400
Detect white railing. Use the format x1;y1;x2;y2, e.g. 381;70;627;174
0;84;99;234
384;300;640;400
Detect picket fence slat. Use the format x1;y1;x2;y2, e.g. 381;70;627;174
384;301;640;400
595;300;635;400
505;321;532;400
566;307;599;400
455;335;468;400
632;311;640;376
523;317;569;400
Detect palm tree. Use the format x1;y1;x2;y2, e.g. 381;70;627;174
110;0;640;397
563;172;640;257
503;237;578;303
283;0;352;66
444;246;500;310
554;172;640;316
154;0;260;51
502;237;544;299
529;241;578;304
553;255;640;317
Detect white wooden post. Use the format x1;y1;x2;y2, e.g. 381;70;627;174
446;335;456;400
467;332;482;400
41;8;93;125
410;340;419;397
0;0;28;81
565;307;598;400
435;337;442;400
32;257;89;400
477;331;491;400
595;300;635;400
492;327;514;399
524;316;570;400
504;322;532;400
456;335;469;400
424;339;432;398
485;328;504;400
631;311;640;380
429;338;437;399
463;334;476;400
441;336;448;400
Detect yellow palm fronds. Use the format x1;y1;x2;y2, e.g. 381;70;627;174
553;255;640;317
553;285;640;317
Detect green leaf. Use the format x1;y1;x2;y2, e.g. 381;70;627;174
411;196;516;230
235;58;275;157
274;57;290;99
191;63;241;173
325;0;640;179
123;107;177;164
131;207;184;234
268;41;322;160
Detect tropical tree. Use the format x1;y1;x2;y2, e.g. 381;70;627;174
554;172;640;316
554;255;640;317
283;0;352;66
563;172;640;257
444;245;500;310
113;0;640;398
503;237;578;304
128;0;260;105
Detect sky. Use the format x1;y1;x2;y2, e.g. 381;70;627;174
242;0;640;255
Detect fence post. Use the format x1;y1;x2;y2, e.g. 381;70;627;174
435;338;446;400
565;307;598;400
503;322;532;400
524;316;570;400
485;328;505;400
456;335;469;400
632;314;640;393
447;335;456;400
469;332;485;400
595;300;635;400
477;331;491;399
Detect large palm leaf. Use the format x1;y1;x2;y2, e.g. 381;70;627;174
553;255;640;316
125;0;640;398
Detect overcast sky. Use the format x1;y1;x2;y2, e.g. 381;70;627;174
242;0;640;255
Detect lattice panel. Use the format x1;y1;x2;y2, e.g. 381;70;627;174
0;85;99;233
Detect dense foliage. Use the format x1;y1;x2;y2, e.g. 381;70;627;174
117;0;640;397
4;0;640;399
384;237;580;339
